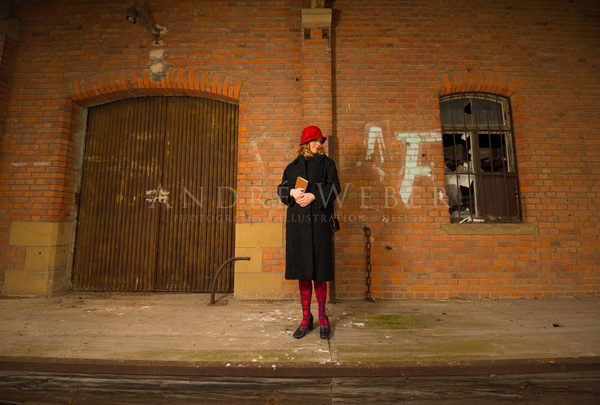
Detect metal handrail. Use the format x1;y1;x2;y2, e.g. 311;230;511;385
209;256;250;305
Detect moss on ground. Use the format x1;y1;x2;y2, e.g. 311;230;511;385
364;314;422;330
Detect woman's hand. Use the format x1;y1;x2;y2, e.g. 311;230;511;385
290;188;304;200
296;192;316;207
290;188;315;207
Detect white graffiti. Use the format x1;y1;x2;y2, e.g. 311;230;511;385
364;123;389;181
366;126;385;163
251;141;263;163
364;124;441;207
396;131;440;206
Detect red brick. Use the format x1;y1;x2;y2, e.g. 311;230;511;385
0;0;598;298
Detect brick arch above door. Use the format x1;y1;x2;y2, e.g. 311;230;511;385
67;68;244;108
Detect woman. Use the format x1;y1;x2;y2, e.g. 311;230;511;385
277;126;341;339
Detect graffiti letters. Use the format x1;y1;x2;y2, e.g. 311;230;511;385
396;132;438;206
364;124;441;208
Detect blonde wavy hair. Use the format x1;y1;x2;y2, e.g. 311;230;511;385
297;143;326;158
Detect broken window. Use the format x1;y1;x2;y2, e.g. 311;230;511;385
440;93;520;223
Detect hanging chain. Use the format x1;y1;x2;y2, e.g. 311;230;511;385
363;226;374;302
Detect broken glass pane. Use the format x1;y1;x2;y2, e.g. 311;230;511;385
478;133;509;172
472;97;503;126
440;97;473;127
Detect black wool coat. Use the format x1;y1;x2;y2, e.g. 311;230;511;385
277;153;341;281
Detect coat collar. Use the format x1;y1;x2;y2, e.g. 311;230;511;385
292;153;326;165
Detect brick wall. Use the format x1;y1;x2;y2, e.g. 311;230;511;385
0;0;598;298
329;0;600;299
0;34;16;139
0;32;16;293
0;0;306;293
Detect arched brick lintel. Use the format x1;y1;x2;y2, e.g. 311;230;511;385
68;68;244;107
437;71;518;97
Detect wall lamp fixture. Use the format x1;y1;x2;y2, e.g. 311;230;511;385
126;1;161;43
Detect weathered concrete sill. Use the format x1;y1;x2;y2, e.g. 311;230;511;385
441;222;539;235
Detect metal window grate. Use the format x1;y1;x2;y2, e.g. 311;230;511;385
440;93;520;223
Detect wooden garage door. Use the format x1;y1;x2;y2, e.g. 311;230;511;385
73;97;238;292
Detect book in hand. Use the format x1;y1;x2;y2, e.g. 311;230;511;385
294;176;308;190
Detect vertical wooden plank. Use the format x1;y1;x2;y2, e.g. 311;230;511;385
158;97;237;292
72;103;102;289
195;98;212;291
156;97;175;291
118;98;138;290
205;99;220;291
74;98;162;291
108;100;131;290
188;98;202;290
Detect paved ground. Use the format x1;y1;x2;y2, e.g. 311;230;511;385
1;292;599;366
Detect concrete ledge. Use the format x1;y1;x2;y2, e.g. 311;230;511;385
1;356;599;377
440;222;539;235
0;19;20;41
302;8;332;28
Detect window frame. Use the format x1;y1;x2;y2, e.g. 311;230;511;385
440;92;521;223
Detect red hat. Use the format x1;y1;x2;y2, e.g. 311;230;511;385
300;126;327;145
